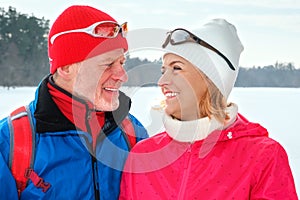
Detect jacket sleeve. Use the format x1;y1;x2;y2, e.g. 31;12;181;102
119;171;131;200
251;141;298;199
128;114;149;142
119;115;148;199
119;150;136;200
0;118;19;199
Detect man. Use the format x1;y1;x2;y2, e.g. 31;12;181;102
0;5;148;199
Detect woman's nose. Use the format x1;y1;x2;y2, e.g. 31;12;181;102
158;70;172;87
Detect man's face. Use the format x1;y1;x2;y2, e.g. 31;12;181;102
73;48;128;111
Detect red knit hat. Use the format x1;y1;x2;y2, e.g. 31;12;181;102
48;5;128;74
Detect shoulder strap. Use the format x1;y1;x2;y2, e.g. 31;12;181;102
121;117;137;149
8;105;35;197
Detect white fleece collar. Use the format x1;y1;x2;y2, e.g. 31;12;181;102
163;104;238;142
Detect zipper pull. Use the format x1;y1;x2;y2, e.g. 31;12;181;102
187;144;192;153
87;109;92;120
184;144;192;169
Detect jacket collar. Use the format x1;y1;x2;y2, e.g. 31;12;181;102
163;103;268;143
163;104;238;142
34;75;131;134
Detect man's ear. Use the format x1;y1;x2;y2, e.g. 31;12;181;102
53;64;80;93
56;64;78;80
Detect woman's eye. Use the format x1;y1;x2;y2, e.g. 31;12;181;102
160;67;165;74
173;66;182;71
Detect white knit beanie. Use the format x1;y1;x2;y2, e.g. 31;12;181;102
163;18;244;99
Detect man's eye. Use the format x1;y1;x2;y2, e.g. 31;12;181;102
104;62;114;67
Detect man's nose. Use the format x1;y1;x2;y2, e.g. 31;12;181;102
112;63;128;82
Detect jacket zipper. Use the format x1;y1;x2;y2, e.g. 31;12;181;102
178;144;193;199
86;109;100;200
91;156;100;200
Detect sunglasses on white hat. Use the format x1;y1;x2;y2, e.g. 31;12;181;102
162;28;235;71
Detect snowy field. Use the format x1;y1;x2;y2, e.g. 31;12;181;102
0;86;299;194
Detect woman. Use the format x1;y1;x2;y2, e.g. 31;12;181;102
119;19;298;199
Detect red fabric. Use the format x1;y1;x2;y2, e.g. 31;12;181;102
48;83;105;150
120;114;298;199
25;169;51;193
48;5;128;74
121;118;136;148
10;106;33;196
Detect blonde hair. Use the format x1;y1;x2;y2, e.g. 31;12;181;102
199;76;230;123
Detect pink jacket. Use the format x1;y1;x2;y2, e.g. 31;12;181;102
120;114;298;199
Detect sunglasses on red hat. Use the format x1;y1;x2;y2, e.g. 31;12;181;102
162;28;235;71
50;21;128;45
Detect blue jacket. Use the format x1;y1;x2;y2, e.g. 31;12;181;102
0;76;148;199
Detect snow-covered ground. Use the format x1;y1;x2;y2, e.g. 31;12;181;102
1;86;299;194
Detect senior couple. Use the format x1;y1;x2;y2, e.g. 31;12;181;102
0;4;297;200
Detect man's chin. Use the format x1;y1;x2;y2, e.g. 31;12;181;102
94;100;119;112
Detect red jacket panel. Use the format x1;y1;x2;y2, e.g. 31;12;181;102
120;114;298;199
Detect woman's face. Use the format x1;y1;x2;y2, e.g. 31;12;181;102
158;53;208;121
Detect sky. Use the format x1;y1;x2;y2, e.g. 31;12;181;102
1;0;300;68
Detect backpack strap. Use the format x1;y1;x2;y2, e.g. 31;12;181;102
120;117;137;149
8;105;35;196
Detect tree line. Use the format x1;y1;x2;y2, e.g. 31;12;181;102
0;6;49;87
0;6;299;88
124;59;300;88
